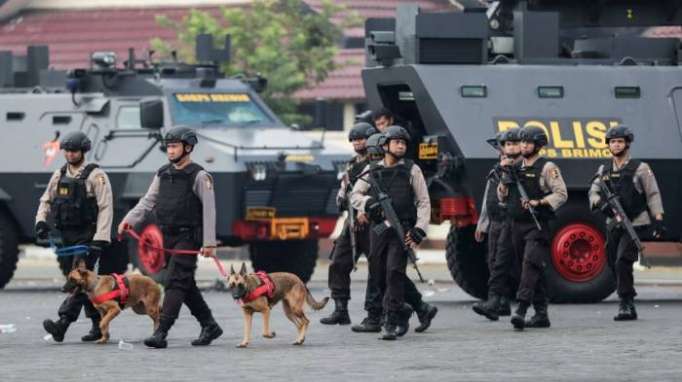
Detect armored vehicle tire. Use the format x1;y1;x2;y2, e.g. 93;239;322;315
249;240;318;283
445;224;489;300
0;213;19;288
546;204;615;303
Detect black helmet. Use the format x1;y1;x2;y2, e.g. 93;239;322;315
60;131;92;152
164;126;198;146
366;133;385;156
605;125;634;143
348;122;377;141
519;126;548;147
383;125;411;142
500;127;521;143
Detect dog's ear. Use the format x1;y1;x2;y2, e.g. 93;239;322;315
230;264;236;275
239;262;247;276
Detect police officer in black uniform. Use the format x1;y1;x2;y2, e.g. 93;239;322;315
472;128;522;320
320;122;376;325
118;127;223;348
588;126;665;321
497;126;567;331
351;126;433;340
37;131;114;342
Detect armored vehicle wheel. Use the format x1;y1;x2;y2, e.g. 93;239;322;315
547;204;615;303
249;239;318;283
445;224;489;300
0;213;19;288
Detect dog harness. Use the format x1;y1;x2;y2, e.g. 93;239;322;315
239;272;276;304
91;273;129;307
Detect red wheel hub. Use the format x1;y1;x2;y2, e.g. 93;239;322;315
551;223;606;283
137;224;166;274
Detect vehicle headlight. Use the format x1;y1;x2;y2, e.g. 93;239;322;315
250;164;267;181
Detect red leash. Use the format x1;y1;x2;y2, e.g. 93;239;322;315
123;226;227;278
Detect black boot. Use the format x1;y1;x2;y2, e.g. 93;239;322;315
81;316;103;342
320;299;351;325
525;302;551;328
498;296;512;316
472;294;501;321
43;317;70;342
351;313;382;333
380;313;398;341
144;328;168;349
415;302;438;333
191;320;223;346
614;297;638;321
395;304;413;337
510;302;529;331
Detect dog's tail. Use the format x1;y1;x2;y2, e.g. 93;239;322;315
305;288;329;310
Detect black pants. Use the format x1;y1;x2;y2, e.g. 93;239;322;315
487;220;521;299
606;225;648;299
366;227;423;317
158;231;215;332
57;229;100;323
327;222;372;301
509;220;549;305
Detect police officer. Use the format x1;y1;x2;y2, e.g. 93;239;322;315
118;126;223;348
351;125;433;340
472;128;522;320
37;131;114;342
588;126;665;321
372;108;395;133
320;122;376;325
497;126;567;330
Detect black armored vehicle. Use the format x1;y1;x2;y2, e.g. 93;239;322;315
0;35;350;287
363;0;682;302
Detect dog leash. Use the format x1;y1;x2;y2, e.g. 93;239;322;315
123;228;227;277
46;236;90;257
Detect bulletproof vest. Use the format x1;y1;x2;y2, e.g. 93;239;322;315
370;160;417;225
508;158;554;222
53;163;99;230
156;162;203;229
601;160;647;220
347;156;369;187
485;165;504;221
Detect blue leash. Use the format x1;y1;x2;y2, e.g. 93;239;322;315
47;236;90;257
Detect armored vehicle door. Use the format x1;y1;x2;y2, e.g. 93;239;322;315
89;98;163;168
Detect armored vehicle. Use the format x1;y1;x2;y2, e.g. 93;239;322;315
0;35;350;288
363;0;682;302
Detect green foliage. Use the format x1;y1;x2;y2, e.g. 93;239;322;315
151;0;360;125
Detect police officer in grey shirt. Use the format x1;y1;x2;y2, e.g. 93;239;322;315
37;131;114;343
118;127;222;349
588;125;665;321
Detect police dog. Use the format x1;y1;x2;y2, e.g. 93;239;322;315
67;260;162;344
227;263;329;347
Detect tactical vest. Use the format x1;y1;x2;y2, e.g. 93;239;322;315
370;160;417;226
156;162;203;230
347;156;369;188
485;165;505;221
601;160;647;220
508;158;554;222
53;163;99;230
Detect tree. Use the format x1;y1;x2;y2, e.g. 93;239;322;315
151;0;359;125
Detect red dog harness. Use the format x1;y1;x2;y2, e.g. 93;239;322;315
91;274;129;307
240;272;275;304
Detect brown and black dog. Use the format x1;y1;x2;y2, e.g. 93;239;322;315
227;263;329;347
67;260;162;344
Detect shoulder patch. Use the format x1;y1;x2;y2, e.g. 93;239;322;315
550;168;560;179
204;174;214;190
95;174;107;187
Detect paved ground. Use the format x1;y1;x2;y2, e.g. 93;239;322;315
2;259;682;381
